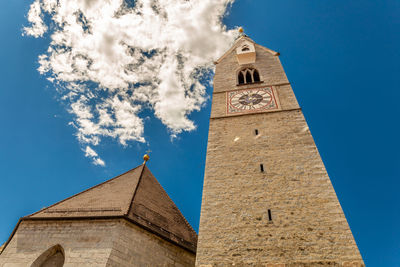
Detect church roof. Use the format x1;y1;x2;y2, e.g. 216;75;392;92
24;164;197;252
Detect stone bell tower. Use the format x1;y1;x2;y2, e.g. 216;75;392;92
195;34;364;266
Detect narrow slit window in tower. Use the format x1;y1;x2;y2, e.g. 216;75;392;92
255;129;259;135
260;164;264;172
268;209;272;221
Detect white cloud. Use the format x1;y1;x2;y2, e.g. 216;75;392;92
84;145;98;157
23;0;48;37
24;0;237;166
84;146;105;166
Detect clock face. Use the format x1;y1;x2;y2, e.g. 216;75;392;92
227;87;279;114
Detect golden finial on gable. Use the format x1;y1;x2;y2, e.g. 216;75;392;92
143;149;151;164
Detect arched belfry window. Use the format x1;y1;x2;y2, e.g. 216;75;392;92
237;68;262;85
245;71;252;84
253;69;260;82
238;72;244;84
31;244;65;267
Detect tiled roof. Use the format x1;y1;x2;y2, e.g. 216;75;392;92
25;164;197;252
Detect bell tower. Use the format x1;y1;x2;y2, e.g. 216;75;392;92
196;35;364;266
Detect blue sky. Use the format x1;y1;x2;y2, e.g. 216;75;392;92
1;0;399;266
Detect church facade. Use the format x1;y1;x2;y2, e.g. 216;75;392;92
0;35;364;266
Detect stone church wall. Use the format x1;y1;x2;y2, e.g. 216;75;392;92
106;220;195;266
213;44;289;94
197;110;363;266
0;219;116;266
0;219;195;267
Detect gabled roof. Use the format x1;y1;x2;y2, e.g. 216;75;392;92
24;164;197;252
215;35;279;64
28;165;144;218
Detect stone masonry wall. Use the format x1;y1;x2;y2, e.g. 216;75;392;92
106;220;195;266
196;41;364;266
0;219;117;267
213;44;289;93
0;219;195;267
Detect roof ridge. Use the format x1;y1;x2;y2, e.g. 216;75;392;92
143;166;197;236
125;164;146;216
25;164;143;218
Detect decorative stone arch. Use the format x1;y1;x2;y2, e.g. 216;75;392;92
237;67;262;85
31;244;65;267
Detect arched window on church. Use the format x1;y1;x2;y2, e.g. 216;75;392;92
245;70;252;84
237;68;262;85
31;244;65;267
238;71;245;84
253;69;260;82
